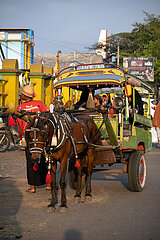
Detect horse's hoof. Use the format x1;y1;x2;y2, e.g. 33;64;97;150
59;206;68;214
74;197;81;203
48;203;56;208
46;205;55;213
85;195;92;202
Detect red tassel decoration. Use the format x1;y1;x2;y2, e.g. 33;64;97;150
46;171;52;183
8;116;16;126
33;164;39;171
75;159;80;168
109;107;114;116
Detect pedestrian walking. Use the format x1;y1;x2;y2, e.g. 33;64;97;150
152;99;160;147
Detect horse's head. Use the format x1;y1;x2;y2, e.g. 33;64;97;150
25;114;49;163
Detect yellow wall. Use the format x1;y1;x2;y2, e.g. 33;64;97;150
62;86;73;105
0;59;21;112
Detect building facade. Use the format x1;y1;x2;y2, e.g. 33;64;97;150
0;28;34;69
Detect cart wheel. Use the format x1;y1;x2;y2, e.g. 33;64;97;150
0;132;10;152
128;151;146;192
68;160;78;190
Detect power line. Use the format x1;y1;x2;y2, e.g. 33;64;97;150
38;38;82;52
38;36;85;46
1;43;40;65
0;34;90;53
0;36;93;67
0;35;81;63
37;35;90;53
0;37;56;65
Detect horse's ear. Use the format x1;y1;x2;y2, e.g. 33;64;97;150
42;116;49;124
28;115;33;122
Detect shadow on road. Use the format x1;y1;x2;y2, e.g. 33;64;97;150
92;164;130;191
0;178;23;239
63;229;82;240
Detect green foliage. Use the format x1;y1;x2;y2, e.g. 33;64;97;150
130;12;160;86
89;12;160;86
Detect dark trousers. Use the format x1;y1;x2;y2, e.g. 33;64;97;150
25;148;47;186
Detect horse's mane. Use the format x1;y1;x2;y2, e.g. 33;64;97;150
28;115;48;130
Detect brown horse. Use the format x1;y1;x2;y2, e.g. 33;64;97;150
25;111;101;211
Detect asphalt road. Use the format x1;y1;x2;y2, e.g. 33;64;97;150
0;145;160;240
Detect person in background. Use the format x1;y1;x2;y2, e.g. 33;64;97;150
94;94;103;108
127;89;144;125
128;89;144;116
16;85;50;193
152;99;160;148
74;89;90;109
102;94;111;106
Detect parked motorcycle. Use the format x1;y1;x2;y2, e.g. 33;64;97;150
0;118;22;152
0;123;11;152
0;111;38;152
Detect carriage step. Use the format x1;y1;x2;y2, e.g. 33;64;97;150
94;146;118;152
92;168;126;173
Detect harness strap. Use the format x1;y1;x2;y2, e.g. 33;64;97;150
72;115;88;144
49;113;67;151
70;135;78;159
68;115;89;161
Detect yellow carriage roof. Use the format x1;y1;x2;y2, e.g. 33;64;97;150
54;67;124;88
54;63;154;93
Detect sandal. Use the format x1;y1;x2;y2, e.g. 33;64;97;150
26;189;36;193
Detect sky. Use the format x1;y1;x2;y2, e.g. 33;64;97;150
0;0;160;54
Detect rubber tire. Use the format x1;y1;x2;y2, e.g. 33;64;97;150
68;160;78;190
0;132;10;152
128;151;146;192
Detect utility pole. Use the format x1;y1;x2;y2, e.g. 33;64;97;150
117;38;119;66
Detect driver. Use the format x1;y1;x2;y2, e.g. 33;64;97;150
16;85;50;193
16;85;48;138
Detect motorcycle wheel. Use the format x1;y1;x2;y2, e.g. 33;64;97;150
0;132;10;152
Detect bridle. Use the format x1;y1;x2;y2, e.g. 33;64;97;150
26;116;49;155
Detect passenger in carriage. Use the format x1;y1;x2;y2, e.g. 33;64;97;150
94;94;103;108
128;89;144;125
102;94;111;106
128;89;144;116
17;85;51;193
74;89;95;109
74;89;90;109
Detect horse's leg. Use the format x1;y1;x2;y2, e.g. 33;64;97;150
74;165;82;202
48;163;57;207
85;148;94;199
59;158;67;208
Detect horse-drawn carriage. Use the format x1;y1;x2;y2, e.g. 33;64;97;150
54;62;153;192
19;62;153;210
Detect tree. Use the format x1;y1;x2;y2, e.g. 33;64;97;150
88;12;160;95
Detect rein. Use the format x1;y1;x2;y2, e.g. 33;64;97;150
88;114;107;145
